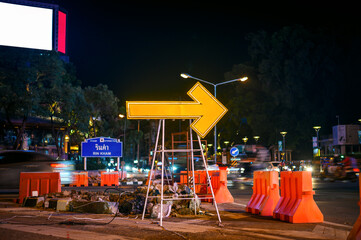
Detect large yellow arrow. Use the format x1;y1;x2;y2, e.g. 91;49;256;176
126;82;228;138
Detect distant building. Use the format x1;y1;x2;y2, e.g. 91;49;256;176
318;124;361;156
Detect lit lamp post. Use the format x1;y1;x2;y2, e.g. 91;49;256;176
180;73;248;164
313;126;321;148
64;134;69;154
119;114;126;160
313;126;321;157
253;136;260;144
242;136;248;153
280;131;287;162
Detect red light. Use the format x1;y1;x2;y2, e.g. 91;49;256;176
58;11;66;54
353;168;360;173
51;163;67;168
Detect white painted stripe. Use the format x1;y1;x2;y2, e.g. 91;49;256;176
323;221;353;229
230;202;247;207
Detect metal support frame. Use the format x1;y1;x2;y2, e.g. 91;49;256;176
142;119;221;226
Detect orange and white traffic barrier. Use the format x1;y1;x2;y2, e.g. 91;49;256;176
214;166;234;203
19;172;61;204
274;171;323;223
70;171;88;187
246;171;280;216
101;171;119;186
347;176;361;240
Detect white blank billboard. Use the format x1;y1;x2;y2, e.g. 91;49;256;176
0;2;53;51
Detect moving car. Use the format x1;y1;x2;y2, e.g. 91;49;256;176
0;150;74;190
264;161;281;171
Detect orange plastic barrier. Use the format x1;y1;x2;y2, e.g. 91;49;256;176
246;171;280;216
70;171;88;187
19;172;61;204
101;171;119;186
178;170;220;202
214;166;234;203
274;171;323;223
347;176;361;240
273;171;292;220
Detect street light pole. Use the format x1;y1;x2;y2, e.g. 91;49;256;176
313;126;321;148
313;126;321;156
280;131;287;162
180;73;248;164
253;136;260;144
242;136;248;153
119;114;126;160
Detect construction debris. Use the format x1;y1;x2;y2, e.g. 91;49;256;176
21;183;203;218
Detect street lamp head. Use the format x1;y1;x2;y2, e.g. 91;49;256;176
239;76;248;82
180;73;191;79
280;131;287;137
119;114;125;118
313;126;321;132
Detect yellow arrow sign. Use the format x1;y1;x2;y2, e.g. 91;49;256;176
126;82;228;138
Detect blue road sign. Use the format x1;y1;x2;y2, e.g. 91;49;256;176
230;147;239;157
81;137;122;157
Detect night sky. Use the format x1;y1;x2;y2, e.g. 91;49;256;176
51;1;359;104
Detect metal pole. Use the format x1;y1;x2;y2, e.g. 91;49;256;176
84;157;87;171
214;85;217;164
160;119;165;226
137;120;140;165
123;119;126;161
283;136;286;162
117;157;120;171
189;120;197;215
197;134;221;224
142;120;162;220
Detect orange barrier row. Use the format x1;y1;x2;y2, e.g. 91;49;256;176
101;171;119;186
347;175;361;240
70;171;88;187
246;171;280;216
19;172;61;204
273;171;323;223
179;167;233;204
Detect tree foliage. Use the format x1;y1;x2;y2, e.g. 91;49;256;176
222;25;347;158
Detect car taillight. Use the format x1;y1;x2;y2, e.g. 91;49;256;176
51;163;67;168
353;168;360;173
